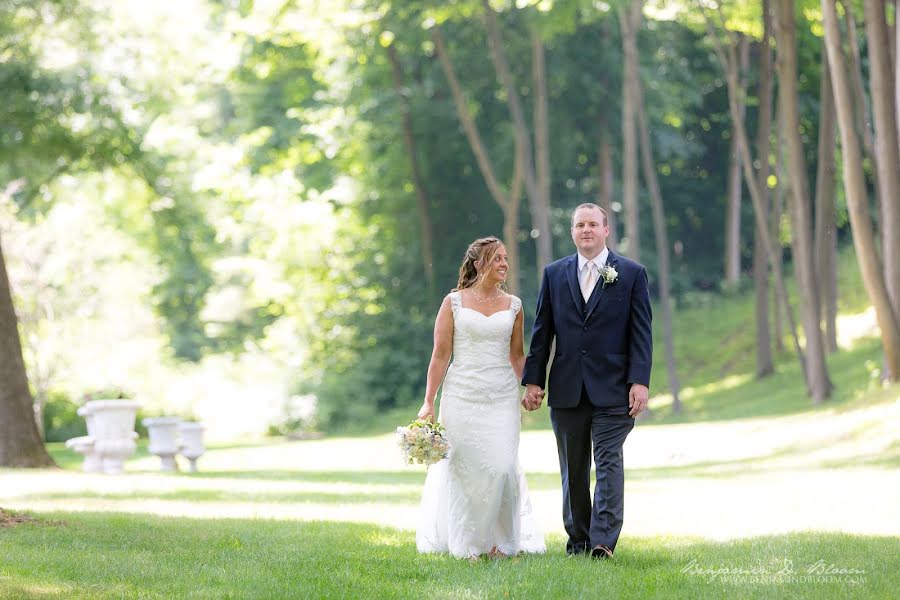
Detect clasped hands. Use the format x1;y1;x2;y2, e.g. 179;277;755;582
521;384;544;411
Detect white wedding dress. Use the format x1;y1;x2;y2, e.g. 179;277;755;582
416;291;545;558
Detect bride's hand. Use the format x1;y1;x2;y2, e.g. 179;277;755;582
417;401;435;422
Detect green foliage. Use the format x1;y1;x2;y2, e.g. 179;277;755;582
80;387;134;402
41;391;85;443
0;0;225;363
229;36;333;190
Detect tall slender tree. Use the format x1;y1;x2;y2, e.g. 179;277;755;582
431;24;525;295
896;0;900;146
863;0;900;335
480;0;554;274
842;1;884;228
597;124;618;247
620;4;681;412
383;35;437;301
724;34;749;286
772;107;788;354
597;19;618;248
620;0;642;260
753;0;775;376
822;0;900;380
699;2;808;391
774;0;832;402
814;58;839;352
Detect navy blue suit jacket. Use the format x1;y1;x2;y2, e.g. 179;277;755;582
522;250;652;408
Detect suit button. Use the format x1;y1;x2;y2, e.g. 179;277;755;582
581;349;587;355
583;326;588;331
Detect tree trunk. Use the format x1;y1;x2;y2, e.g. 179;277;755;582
597;124;618;247
432;25;522;295
772;110;787;354
890;0;897;70
620;0;642;260
0;233;55;467
863;0;900;341
754;0;775;377
896;0;900;152
724;132;742;285
700;3;808;386
843;0;885;241
597;21;618;249
724;34;750;286
774;0;833;403
384;39;436;300
622;10;681;412
532;29;554;276
814;57;839;353
479;1;554;275
844;3;878;161
503;154;525;297
822;0;900;380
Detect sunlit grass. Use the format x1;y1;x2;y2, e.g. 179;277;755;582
0;514;894;599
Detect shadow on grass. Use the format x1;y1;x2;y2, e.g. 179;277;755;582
0;512;893;599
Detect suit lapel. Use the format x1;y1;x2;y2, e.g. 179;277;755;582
584;250;619;321
565;254;583;313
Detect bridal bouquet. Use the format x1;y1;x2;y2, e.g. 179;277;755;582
396;419;450;466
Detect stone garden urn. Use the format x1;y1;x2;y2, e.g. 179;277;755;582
143;417;182;472
64;435;101;473
178;422;206;472
84;399;142;475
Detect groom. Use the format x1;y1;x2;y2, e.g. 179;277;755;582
522;202;652;558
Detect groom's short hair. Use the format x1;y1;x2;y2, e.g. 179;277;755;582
572;203;608;227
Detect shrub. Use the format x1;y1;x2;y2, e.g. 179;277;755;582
42;391;86;443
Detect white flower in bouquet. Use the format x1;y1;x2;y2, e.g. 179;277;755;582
396;419;450;466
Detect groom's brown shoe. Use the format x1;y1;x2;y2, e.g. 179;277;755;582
591;544;613;559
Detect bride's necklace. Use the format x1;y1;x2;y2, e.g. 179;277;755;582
471;285;501;305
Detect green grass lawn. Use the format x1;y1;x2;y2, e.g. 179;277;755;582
1;513;894;600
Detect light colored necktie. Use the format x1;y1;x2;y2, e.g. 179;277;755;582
581;261;596;302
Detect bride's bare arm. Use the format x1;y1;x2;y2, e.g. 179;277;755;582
418;296;454;421
509;306;526;381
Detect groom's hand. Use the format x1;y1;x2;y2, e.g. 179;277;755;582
628;384;649;417
523;385;544;411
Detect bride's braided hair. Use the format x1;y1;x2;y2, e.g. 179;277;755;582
454;236;505;291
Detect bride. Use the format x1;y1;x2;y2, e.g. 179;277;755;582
415;236;545;560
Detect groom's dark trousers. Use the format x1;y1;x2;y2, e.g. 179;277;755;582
551;386;634;555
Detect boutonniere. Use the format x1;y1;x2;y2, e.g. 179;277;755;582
600;265;618;287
